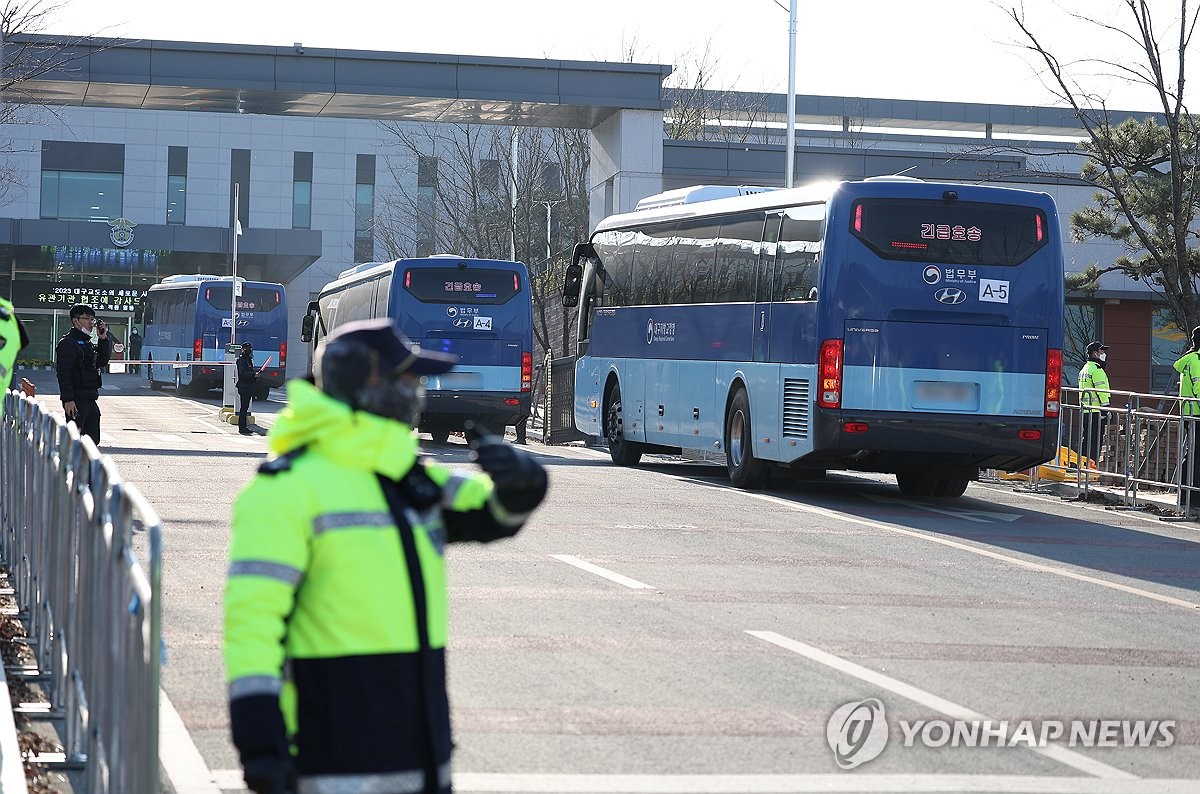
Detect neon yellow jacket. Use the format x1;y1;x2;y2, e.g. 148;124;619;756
1078;360;1110;413
224;379;522;790
0;297;25;393
1174;351;1200;416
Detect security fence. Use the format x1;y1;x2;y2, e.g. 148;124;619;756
998;385;1200;516
0;389;162;793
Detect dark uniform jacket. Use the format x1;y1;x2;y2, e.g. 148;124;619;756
55;327;111;402
224;380;530;793
236;353;258;395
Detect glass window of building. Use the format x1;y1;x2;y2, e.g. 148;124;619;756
167;146;187;225
355;154;376;263
481;159;501;197
540;162;561;195
1152;306;1190;394
167;175;186;224
40;171;123;221
417;156;438;258
293;151;313;230
1063;303;1099;389
40;141;125;222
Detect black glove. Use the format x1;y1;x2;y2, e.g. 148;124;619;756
243;756;296;794
468;425;548;514
231;695;294;794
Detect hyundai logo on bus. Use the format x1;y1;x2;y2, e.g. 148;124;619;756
646;318;676;344
935;288;967;305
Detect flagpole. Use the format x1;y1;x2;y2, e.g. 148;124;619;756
232;182;239;346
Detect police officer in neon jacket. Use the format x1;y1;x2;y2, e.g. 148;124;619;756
223;318;548;794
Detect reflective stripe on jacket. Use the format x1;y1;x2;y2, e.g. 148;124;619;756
224;379;497;785
1078;360;1110;412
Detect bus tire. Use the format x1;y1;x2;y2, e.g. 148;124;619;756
933;478;970;498
429;429;451;444
605;381;642;466
896;472;937;498
725;388;769;490
254;384;271;401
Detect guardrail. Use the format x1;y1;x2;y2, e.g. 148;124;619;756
995;385;1200;516
0;389;162;793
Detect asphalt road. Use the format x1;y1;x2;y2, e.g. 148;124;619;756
18;369;1200;793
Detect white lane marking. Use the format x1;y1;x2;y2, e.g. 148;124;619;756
153;433;187;442
747;631;1135;781
190;416;231;433
100;432;115;443
862;492;1023;522
550;554;655;590
101;385;118;391
740;490;1200;611
210;770;1200;793
159;688;223;794
211;769;247;789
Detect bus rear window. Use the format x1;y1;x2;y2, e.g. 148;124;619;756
403;267;521;304
203;286;283;312
850;199;1048;266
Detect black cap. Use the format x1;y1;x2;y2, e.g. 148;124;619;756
323;318;456;376
1085;341;1110;355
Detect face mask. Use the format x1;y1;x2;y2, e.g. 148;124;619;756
358;374;427;427
1098;352;1107;362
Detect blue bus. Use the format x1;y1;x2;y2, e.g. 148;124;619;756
302;256;534;442
142;274;288;398
562;178;1065;497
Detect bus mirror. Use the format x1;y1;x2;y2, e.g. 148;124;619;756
133;302;144;324
300;313;314;343
562;262;583;308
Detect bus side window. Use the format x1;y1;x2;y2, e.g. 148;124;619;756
715;213;763;303
375;273;393;317
776;207;824;302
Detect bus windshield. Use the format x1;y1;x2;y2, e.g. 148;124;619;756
403;267;521;304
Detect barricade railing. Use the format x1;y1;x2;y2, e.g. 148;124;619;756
991;385;1200;517
0;388;162;793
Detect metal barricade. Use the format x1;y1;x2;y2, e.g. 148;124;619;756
0;388;162;793
544;354;589;445
991;386;1200;517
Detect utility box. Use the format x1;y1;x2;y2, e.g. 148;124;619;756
219;343;240;422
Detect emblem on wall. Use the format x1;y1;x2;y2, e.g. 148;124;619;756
108;217;137;248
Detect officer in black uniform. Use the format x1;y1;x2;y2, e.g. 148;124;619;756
55;303;111;445
235;341;257;435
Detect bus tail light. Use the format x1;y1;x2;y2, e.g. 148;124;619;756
521;351;532;392
193;338;203;361
1045;348;1062;418
844;422;869;434
818;338;844;409
280;342;287;368
1018;429;1042;441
